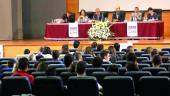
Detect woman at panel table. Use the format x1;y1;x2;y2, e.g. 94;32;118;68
77;9;89;23
131;7;143;21
147;7;158;21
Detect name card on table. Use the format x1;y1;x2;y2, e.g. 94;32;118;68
127;22;138;37
0;45;3;58
69;22;79;37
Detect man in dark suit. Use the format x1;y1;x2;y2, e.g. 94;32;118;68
112;6;125;22
93;8;103;21
147;7;158;21
62;12;75;23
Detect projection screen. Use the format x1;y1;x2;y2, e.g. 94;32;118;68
79;0;169;11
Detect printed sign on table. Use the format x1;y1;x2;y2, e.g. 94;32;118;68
127;22;138;37
69;22;79;37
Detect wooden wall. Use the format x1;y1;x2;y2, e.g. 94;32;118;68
66;0;170;38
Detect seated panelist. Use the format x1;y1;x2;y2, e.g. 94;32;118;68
147;7;158;21
112;6;125;22
62;11;75;23
131;7;143;21
77;9;89;23
93;8;103;21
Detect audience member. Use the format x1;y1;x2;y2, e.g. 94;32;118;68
131;7;143;21
77;9;89;23
84;46;95;57
97;44;104;51
73;52;83;61
100;50;111;64
73;40;80;49
36;61;48;72
93;8;103;21
45;67;56;76
126;53;139;71
123;46;134;60
92;56;103;68
108;46;117;63
152;54;162;68
114;43;120;51
42;46;52;58
91;42;98;51
52;50;63;63
61;44;70;54
75;61;102;90
147;7;158;21
12;57;34;84
64;54;73;68
151;48;159;59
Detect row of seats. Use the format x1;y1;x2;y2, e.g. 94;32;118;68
1;75;170;96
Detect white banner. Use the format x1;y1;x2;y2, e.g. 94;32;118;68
69;23;79;37
127;22;138;37
0;45;3;58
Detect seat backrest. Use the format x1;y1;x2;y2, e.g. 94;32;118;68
45;61;63;64
2;71;13;78
31;71;46;77
161;48;170;53
1;76;32;96
86;68;105;76
92;71;118;86
139;76;170;96
103;76;135;96
60;72;76;85
33;76;64;96
138;64;150;70
137;57;149;63
142;67;166;76
56;68;69;75
68;76;99;96
48;64;65;69
116;60;127;67
124;71;152;94
160;63;170;70
157;71;170;78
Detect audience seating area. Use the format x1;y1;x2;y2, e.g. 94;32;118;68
0;47;170;96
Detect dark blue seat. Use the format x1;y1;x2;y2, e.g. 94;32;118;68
137;57;149;63
161;48;170;53
68;76;99;96
103;76;135;96
139;76;170;96
116;60;127;67
157;71;170;77
60;72;76;85
142;67;166;76
138;64;150;70
31;72;46;77
160;63;170;70
86;68;105;76
48;64;65;68
1;76;32;96
33;76;65;96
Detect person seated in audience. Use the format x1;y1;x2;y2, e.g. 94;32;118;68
61;44;70;54
12;57;34;84
36;61;48;72
76;61;102;90
108;46;117;63
114;43;120;52
73;40;80;51
97;44;104;51
73;52;83;62
107;65;119;73
131;7;143;21
42;46;52;59
93;8;103;21
147;7;158;21
52;50;63;64
45;67;56;76
100;50;111;64
84;46;95;57
152;54;162;68
62;11;75;23
123;46;134;60
64;54;73;69
151;48;159;59
145;47;153;54
92;56;103;68
77;9;89;23
126;53;139;71
112;6;124;22
91;42;98;51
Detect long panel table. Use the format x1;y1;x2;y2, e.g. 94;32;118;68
44;21;164;40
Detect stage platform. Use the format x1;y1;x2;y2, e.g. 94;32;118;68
0;39;170;57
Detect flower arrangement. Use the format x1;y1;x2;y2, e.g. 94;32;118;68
88;21;112;41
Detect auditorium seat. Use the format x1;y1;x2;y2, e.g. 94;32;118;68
118;67;127;75
1;76;32;96
68;76;99;96
141;54;151;60
92;71;118;86
142;67;166;75
157;71;170;77
137;57;149;63
60;72;76;85
160;63;170;70
48;64;65;69
103;76;135;96
139;76;170;96
56;68;69;75
138;64;150;70
159;51;169;56
124;71;152;94
31;72;46;77
116;60;127;67
2;71;13;78
86;68;105;76
102;64;122;70
45;61;63;64
135;51;145;57
33;76;65;96
161;48;170;53
84;57;94;64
